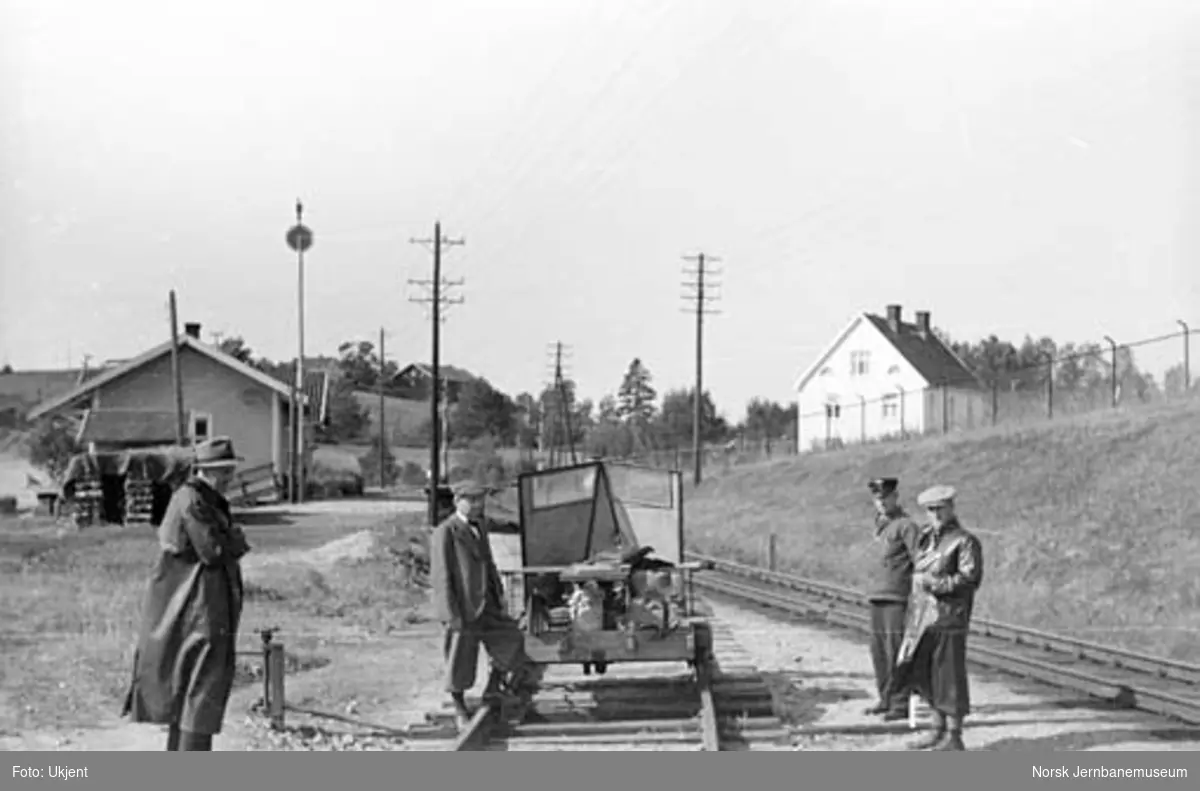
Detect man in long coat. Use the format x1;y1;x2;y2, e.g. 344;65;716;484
893;484;984;751
430;478;542;731
123;437;251;751
863;477;921;721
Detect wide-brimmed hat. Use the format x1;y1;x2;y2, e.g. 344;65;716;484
193;436;243;468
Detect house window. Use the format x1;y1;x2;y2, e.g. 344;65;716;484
825;403;841;419
190;412;213;444
882;394;899;418
849;351;870;377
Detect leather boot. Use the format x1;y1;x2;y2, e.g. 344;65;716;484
930;716;965;751
482;668;506;705
907;711;946;750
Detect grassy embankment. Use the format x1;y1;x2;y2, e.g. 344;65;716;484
0;508;434;736
687;396;1200;661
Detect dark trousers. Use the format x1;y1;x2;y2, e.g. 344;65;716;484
443;609;529;694
869;601;908;709
166;726;213;751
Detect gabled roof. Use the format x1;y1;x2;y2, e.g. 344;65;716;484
793;314;866;393
28;335;308;420
77;409;179;446
794;311;983;393
0;367;109;408
397;362;478;384
862;313;983;389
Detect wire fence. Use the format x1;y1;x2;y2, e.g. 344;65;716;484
610;326;1197;474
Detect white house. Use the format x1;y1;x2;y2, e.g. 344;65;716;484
793;304;987;452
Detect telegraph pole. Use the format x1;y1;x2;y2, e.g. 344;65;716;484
286;200;314;504
681;252;722;485
545;342;577;468
168;291;186;445
409;221;465;526
378;327;387;488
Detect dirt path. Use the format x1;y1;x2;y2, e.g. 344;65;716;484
703;597;1200;752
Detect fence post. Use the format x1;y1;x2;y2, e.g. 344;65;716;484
859;395;867;443
268;641;286;730
1044;352;1054;419
764;533;777;572
1178;320;1190;392
1103;335;1118;408
991;381;998;427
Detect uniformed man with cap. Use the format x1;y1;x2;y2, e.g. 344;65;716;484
863;477;921;721
893;484;984;751
429;477;542;731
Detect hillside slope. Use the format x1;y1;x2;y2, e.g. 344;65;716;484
687;398;1200;660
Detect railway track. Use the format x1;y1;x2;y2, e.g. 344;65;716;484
686;551;1200;728
408;609;794;751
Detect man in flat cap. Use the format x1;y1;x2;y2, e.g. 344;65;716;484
863;477;921;721
893;484;984;751
429;478;542;731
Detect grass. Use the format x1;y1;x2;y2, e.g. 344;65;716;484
0;508;434;735
686;396;1200;661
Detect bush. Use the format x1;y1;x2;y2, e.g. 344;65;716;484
358;436;399;487
399;461;426;487
27;417;79;483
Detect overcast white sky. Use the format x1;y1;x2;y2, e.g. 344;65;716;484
2;0;1198;417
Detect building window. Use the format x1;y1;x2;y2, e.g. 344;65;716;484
882;394;899;418
825;403;841;419
887;365;901;376
190;411;213;444
849;350;870;377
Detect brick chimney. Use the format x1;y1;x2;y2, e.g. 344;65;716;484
184;322;201;339
886;304;902;333
915;311;931;340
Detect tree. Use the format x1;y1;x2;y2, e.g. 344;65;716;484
513;391;540;450
0;363;12;374
1163;363;1193;397
336;340;398;391
537;379;591;449
217;336;256;365
318;376;370;443
449;378;518;446
655;388;728;447
616;358;657;424
28;417;79;482
742;398;794;451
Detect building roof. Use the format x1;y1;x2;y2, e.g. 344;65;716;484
27;335;311;421
77;409;180;446
0;367;110;410
794;310;982;393
398;363;478;384
862;313;982;389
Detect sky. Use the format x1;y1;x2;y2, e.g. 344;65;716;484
2;0;1199;420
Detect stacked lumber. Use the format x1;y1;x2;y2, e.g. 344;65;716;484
73;476;103;527
124;477;155;527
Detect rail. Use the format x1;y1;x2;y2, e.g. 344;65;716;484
686;551;1200;726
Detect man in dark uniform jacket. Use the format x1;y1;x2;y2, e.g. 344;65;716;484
863;477;921;720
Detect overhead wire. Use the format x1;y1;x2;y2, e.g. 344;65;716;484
448;0;685;242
